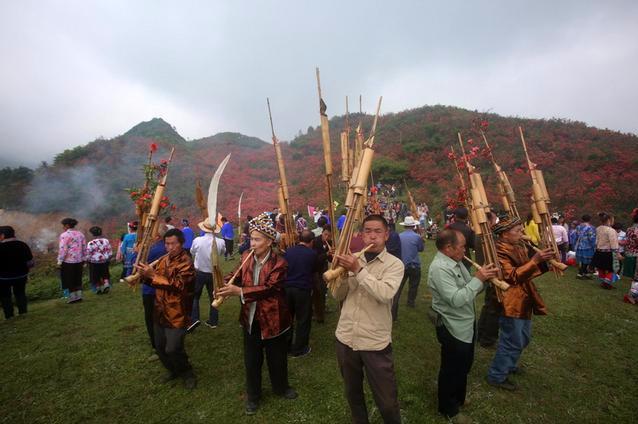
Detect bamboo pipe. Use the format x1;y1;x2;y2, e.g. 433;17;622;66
212;249;255;308
341;131;350;182
523;241;568;271
323;244;374;283
121;253;169;286
315;68;337;242
463;256;510;290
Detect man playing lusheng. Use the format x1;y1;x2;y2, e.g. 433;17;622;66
428;229;498;424
137;228;197;390
332;214;405;424
486;216;554;391
216;213;297;415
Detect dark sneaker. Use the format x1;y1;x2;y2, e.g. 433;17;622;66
159;372;178;384
245;400;259;415
183;375;197;390
291;346;311;358
487;377;518;391
187;320;201;333
280;387;298;400
510;366;525;376
450;412;473;424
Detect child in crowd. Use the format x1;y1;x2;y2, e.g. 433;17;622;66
86;226;113;294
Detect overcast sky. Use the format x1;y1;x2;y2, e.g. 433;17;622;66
1;0;637;167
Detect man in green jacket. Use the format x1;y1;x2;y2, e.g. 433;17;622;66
428;229;497;424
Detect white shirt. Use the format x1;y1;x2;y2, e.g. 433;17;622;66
552;224;568;244
190;233;226;273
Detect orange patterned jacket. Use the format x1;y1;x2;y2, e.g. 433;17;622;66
496;240;548;319
148;249;196;329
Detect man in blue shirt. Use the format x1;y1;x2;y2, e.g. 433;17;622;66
181;219;194;255
140;230;167;361
220;217;234;260
336;210;347;232
392;215;424;321
284;230;318;357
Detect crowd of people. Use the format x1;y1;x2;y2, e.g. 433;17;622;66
2;200;638;424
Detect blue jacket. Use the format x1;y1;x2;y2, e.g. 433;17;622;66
283;244;318;290
221;222;234;240
182;227;194;249
399;229;424;268
386;231;402;261
141;240;167;296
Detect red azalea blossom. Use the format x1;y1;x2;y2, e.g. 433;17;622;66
466;139;474;145
481;120;489;129
150;143;158;152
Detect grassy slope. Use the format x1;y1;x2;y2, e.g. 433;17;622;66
1;241;637;424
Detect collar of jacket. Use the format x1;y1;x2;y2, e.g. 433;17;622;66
363;247;388;264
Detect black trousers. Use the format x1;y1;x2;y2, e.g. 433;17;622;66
88;262;110;288
477;284;500;347
243;320;290;402
0;277;27;319
154;324;192;377
60;262;83;291
312;273;327;323
224;239;234;257
285;286;312;354
391;265;421;321
336;340;401;424
142;294;155;349
192;270;218;325
436;325;475;418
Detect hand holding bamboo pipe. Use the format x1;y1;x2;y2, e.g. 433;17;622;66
463;256;510;290
524;242;568;272
212;250;255;308
123;253;169;287
324;244;374;283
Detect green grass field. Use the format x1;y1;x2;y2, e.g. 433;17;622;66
1;241;637;423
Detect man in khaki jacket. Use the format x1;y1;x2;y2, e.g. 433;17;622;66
333;214;405;424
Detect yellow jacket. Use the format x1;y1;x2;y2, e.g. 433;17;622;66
524;220;540;245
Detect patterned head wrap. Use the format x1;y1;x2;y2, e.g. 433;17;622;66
249;213;279;240
492;216;522;235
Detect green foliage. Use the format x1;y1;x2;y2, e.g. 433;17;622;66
198;132;267;149
372;157;409;182
0;166;33;208
53;145;91;166
124;117;185;144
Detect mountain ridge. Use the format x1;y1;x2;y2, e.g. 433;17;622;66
1;104;637;234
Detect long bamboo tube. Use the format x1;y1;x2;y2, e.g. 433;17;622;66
458;133;505;302
324;244;374;288
519;126;563;276
316;68;338;242
480;131;519;219
267;98;296;248
463;256;510;290
212;250;255;308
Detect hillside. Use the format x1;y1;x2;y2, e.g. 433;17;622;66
1;107;637;239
